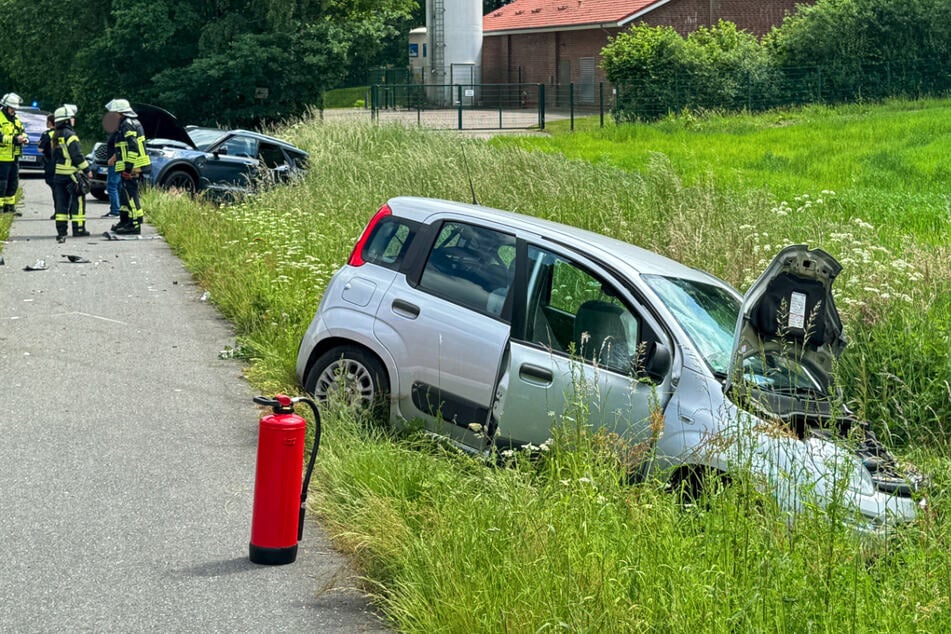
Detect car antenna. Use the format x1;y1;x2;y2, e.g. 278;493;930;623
460;143;479;205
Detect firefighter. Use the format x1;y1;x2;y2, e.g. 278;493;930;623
38;113;56;214
51;105;92;243
0;92;29;215
105;98;150;234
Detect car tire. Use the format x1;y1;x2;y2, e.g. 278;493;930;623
304;345;391;427
161;169;197;193
90;187;109;202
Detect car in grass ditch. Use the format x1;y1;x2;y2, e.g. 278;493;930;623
86;104;309;200
296;197;927;534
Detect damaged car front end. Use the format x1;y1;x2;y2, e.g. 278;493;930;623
654;245;926;534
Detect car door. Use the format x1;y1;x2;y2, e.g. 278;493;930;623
492;242;674;451
372;219;517;450
201;134;259;186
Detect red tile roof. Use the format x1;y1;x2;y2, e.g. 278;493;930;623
484;0;665;33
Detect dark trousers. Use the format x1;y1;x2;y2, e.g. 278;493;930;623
52;176;86;237
118;175;143;227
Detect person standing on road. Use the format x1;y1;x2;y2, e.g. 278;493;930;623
0;92;29;216
51;105;92;243
105;99;150;234
103;127;121;218
38;113;57;216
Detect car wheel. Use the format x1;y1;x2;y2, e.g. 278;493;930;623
305;345;391;427
161;169;197;193
90;187;109;201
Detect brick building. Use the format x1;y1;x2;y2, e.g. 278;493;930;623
482;0;812;103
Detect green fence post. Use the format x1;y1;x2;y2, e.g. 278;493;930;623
457;85;463;130
599;82;604;128
570;83;575;132
538;83;545;130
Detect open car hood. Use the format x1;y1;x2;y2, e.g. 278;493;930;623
132;103;196;149
726;245;845;396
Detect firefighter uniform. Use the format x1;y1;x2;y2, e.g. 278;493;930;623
105;99;150;234
0;92;28;215
51;105;91;243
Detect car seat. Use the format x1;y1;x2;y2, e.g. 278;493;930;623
572;300;638;373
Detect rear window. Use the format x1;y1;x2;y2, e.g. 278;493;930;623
362;217;418;270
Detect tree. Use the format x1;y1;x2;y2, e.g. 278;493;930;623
0;0;418;129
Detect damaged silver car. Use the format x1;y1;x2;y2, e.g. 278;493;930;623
297;197;926;533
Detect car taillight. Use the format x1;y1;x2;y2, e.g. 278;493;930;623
347;203;392;267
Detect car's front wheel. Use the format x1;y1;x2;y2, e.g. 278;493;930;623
304;345;391;427
90;187;109;201
161;169;197;193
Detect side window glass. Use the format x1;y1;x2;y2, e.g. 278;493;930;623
363;217;418;270
419;222;516;318
522;246;641;374
258;143;287;168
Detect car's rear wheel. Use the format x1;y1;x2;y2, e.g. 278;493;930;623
305;345;391;427
161;169;197;193
90;187;109;201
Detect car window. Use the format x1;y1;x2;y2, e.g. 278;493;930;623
521;246;642;374
188;128;226;149
418;221;516;319
258;143;287;169
218;136;257;157
643;275;739;375
362;216;418;270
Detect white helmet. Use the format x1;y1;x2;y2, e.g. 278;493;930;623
104;98;136;117
53;105;74;123
0;92;22;108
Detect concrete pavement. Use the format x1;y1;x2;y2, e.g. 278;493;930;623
0;175;386;632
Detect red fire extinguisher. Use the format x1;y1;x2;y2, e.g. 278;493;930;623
249;394;322;565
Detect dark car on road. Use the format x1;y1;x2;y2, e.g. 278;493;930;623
87;104;309;200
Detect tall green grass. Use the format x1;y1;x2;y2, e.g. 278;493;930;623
147;106;951;632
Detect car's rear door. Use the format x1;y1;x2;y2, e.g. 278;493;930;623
372;218;516;450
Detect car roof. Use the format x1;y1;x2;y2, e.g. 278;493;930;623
386;196;726;286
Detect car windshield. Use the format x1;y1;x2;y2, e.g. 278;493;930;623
187;127;227;151
643;275;739;375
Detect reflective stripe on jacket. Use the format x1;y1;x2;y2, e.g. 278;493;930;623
115;116;150;172
53;125;89;176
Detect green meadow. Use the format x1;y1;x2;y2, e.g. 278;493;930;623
85;99;951;631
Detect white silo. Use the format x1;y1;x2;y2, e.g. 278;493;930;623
426;0;482;104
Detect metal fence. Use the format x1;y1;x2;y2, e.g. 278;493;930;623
359;58;949;131
368;83;616;131
615;59;951;121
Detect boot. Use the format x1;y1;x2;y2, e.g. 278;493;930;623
114;223;140;235
73;225;91;237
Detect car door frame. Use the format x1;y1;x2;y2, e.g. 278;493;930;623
491;236;678;453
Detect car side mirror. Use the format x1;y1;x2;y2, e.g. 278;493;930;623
642;341;671;383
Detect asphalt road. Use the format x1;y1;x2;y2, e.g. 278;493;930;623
0;175;387;633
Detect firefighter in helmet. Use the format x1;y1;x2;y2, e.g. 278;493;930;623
0;92;29;215
105;98;150;234
51;104;92;243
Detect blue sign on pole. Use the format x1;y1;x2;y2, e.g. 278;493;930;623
409;43;419;58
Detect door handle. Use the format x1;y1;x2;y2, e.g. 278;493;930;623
391;298;420;318
518;363;553;385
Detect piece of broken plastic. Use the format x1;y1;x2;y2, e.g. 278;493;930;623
63;254;91;264
23;259;47;271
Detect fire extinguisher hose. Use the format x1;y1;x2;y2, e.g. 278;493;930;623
295;396;322;541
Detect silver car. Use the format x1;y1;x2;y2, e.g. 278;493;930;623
297;197;925;532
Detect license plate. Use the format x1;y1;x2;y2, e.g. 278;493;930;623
19;154;36;162
97;166;108;175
